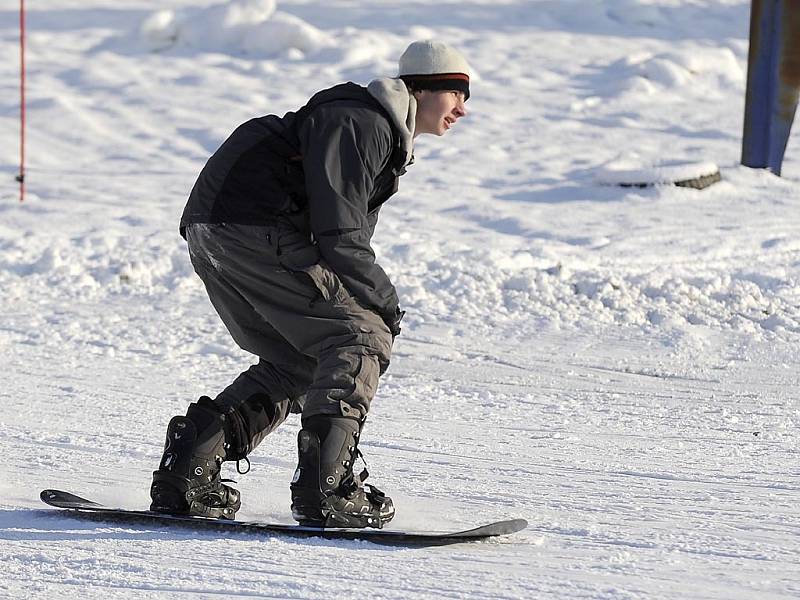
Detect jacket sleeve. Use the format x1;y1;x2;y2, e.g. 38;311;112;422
298;105;399;318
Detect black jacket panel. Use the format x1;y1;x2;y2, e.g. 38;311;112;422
181;113;302;229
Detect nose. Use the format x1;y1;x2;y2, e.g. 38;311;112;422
454;99;467;118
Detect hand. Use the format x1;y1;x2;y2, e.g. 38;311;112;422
383;307;405;338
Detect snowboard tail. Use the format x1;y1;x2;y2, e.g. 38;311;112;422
40;489;527;547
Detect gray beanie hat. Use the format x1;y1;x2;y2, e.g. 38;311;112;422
398;40;471;100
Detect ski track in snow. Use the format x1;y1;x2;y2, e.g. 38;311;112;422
1;1;799;598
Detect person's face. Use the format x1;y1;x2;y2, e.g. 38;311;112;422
413;89;468;137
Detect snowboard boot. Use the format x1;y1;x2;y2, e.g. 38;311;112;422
149;396;241;519
290;415;395;528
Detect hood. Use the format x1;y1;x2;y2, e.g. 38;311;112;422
366;77;416;166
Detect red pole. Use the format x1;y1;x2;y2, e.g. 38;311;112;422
17;0;26;202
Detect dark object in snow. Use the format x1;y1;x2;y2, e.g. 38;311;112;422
40;489;528;547
596;161;722;190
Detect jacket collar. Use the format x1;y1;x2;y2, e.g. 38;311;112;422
366;77;416;167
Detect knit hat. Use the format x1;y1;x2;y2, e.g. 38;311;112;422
398;40;471;101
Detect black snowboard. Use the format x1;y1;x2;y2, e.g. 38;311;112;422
40;489;527;547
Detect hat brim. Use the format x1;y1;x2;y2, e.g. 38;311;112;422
400;74;470;101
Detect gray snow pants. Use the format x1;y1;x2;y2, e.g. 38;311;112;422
185;220;393;433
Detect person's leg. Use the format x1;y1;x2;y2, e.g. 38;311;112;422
241;222;395;528
212;359;306;461
188;222;316;405
193;250;315;460
151;224;316;517
250;256;395;527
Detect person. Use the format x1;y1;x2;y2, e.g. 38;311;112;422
149;40;470;528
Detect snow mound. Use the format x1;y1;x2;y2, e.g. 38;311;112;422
634;49;744;88
585;47;745;104
383;243;800;342
139;0;335;56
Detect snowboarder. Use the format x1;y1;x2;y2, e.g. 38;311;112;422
149;40;470;528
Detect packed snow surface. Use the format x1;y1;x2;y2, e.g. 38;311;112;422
1;1;799;598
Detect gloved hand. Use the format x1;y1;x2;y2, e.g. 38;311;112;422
383;306;406;338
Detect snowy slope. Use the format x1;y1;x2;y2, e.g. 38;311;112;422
1;1;798;598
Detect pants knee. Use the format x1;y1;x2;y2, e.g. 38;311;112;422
305;349;383;419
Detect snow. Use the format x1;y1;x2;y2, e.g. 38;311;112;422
1;0;799;598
